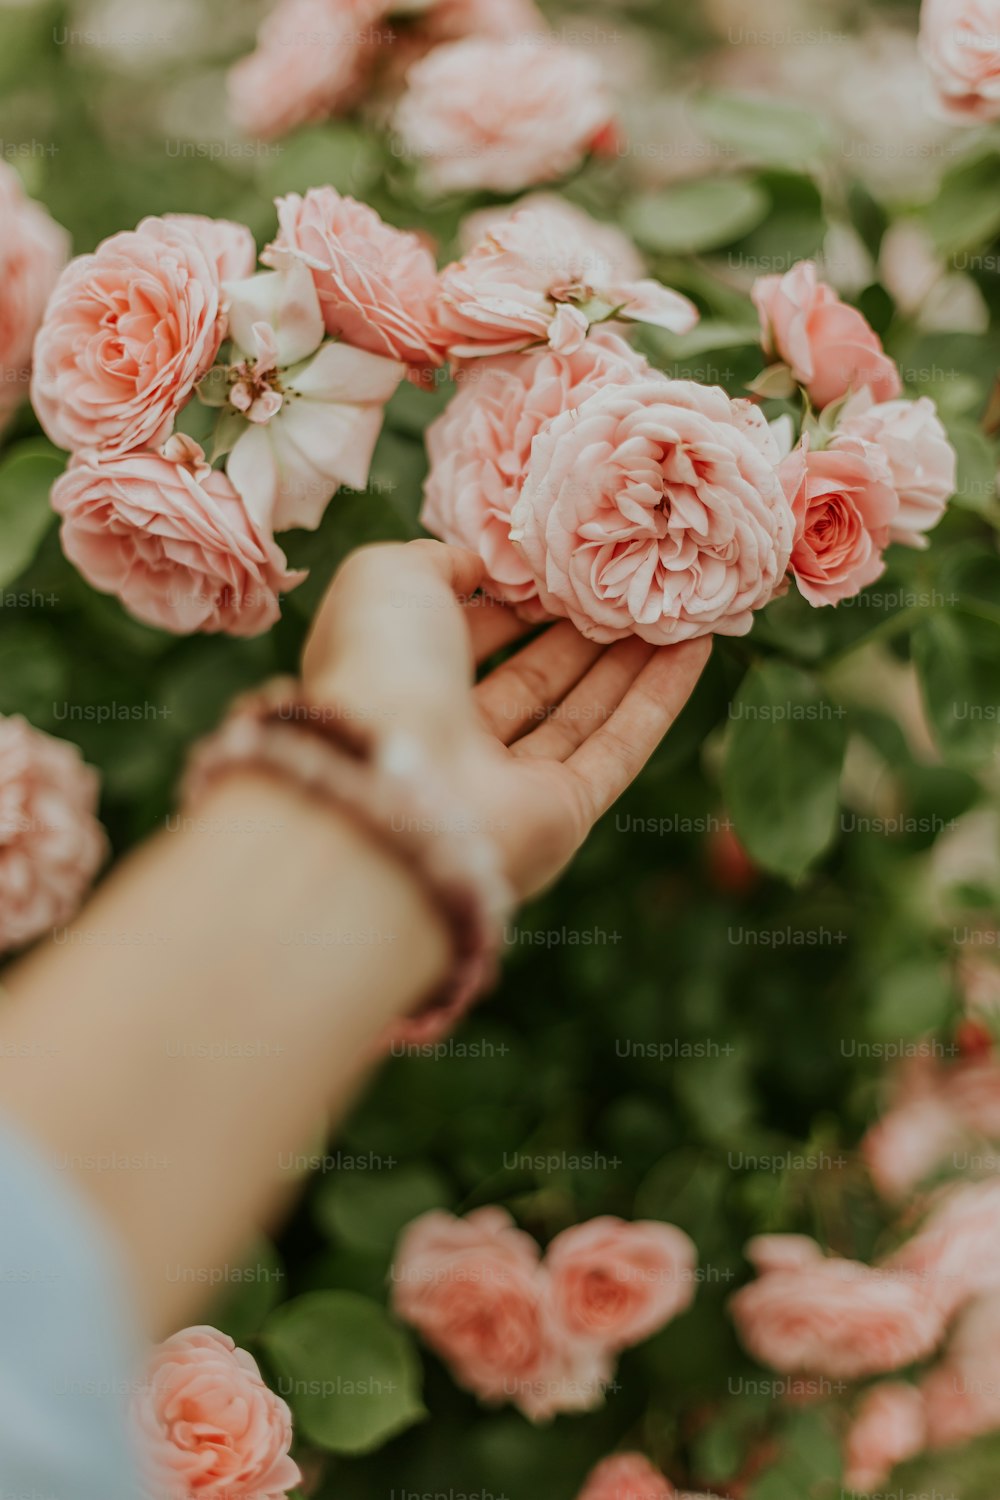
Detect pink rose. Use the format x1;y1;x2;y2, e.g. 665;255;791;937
458;194;645;281
921;1294;1000;1448
577;1453;675;1500
547;1217;696;1351
509;380;795;645
392;1208;610;1421
51;444;303;637
420;331;651;614
752;261;902;409
0;715;106;954
730;1237;947;1380
833;390;956;547
133;1325;300;1500
228;0;382;139
267;188;445;370
32;217;226;458
437;202;697;360
920;0;1000;122
863;1092;966;1203
163;214;257;285
0;163;68;433
844;1382;927;1491
394;38;617;194
888;1180;1000;1319
778;436;899;606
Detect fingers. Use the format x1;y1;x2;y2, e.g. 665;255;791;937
302;540;486;744
512;636;656;762
474;621;605;746
565;636;712;825
464;596;533;666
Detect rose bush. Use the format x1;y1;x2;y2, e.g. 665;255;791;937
3;0;1000;1494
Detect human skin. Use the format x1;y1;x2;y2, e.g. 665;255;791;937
0;541;709;1334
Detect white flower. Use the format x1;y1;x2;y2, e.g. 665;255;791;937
220;255;404;532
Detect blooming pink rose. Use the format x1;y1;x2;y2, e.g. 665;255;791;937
921;1294;1000;1448
163;214;257;285
395;38;617;194
421;331;651;614
392;1208;610;1421
730;1237;947;1379
0;163;68;433
888;1180;1000;1320
844;1382;927;1491
920;0;1000;122
547;1217;697;1351
509;380;794;646
863;1087;966;1203
51;444;303;637
437;203;697;360
778;436;899;606
133;1325;300;1500
577;1453;675;1500
267;188;445;370
752;261;902;409
32;217;225;458
458;194;645;281
228;0;383;139
834;390;956;548
0;715;106;954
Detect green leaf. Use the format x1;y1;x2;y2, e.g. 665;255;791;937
626;176;770;254
314;1163;450;1253
914;608;1000;769
948;421;999;515
261;1291;425;1455
924;148;1000;256
0;442;62;590
868;960;954;1041
693;92;833;169
723;661;848;882
205;1239;285;1349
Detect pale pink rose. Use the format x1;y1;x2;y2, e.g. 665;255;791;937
0;163;68;433
778;436;899;607
863;1088;966;1202
133;1325;300;1500
394;38;617;195
267;188;445;370
577;1453;675;1500
420;331;651;615
921;1294;1000;1448
0;715;106;954
547;1217;697;1352
888;1180;1000;1319
920;0;1000;121
32;217;225;458
730;1239;947;1379
844;1382;927;1491
946;1056;1000;1136
509;380;795;646
458;194;645;282
392;1208;610;1421
437;203;697;360
163;214;257;285
228;0;383;139
752;261;902;410
833;391;956;548
51;446;303;637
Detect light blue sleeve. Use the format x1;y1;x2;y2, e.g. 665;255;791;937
0;1116;142;1500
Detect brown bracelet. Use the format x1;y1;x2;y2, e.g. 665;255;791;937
182;679;514;1045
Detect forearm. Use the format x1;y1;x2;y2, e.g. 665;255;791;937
0;769;448;1334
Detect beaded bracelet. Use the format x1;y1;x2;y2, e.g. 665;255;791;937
182;679;514;1045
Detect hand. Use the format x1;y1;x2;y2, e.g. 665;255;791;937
304;540;711;900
